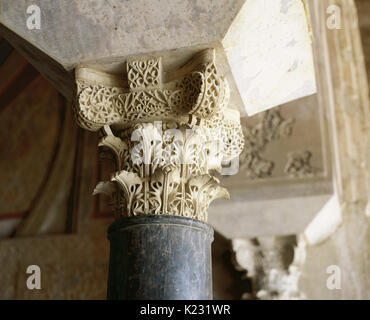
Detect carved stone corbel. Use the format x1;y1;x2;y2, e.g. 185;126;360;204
73;49;244;222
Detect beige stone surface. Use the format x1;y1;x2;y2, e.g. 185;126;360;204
298;0;370;299
300;206;370;299
222;0;317;115
0;232;109;299
0;0;316;115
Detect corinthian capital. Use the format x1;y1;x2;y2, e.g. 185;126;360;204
74;49;244;222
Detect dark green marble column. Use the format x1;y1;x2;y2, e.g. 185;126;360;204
107;215;214;300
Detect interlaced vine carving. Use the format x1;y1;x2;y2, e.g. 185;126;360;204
74;49;230;131
127;57;161;90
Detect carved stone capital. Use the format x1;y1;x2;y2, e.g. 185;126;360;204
75;49;232;131
74;49;244;222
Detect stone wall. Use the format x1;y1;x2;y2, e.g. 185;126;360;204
298;0;370;300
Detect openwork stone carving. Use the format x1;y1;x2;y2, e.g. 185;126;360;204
74;49;244;222
74;49;231;131
239;110;294;179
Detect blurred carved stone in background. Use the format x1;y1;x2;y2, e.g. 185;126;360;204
232;236;306;300
239;110;294;178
